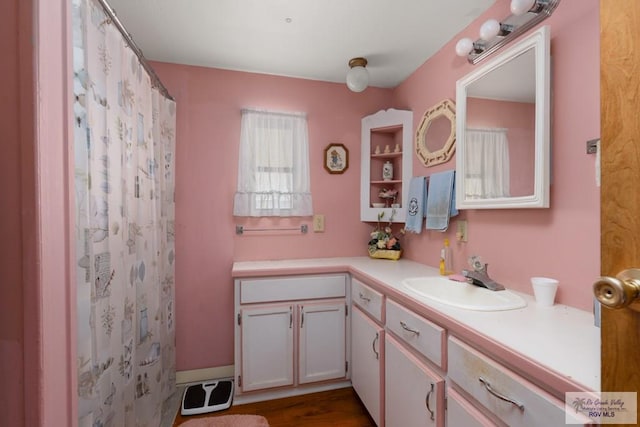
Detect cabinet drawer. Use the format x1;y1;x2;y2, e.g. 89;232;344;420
351;278;384;323
386;299;446;369
240;274;346;304
448;337;589;426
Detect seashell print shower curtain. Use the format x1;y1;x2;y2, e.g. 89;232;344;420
72;0;176;425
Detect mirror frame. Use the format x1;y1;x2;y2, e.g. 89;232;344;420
455;25;550;209
415;99;456;167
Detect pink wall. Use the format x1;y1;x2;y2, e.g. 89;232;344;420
36;0;77;423
1;0;76;425
0;0;25;423
150;63;393;370
395;0;600;312
467;97;536;196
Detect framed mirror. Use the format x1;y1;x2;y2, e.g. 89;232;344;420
455;25;550;209
415;99;456;167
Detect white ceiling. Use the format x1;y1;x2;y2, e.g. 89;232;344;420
105;0;496;89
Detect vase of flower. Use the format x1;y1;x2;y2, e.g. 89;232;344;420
368;210;403;260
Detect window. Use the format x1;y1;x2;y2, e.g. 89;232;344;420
464;128;510;199
233;109;313;217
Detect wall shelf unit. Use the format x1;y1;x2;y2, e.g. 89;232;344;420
360;109;413;222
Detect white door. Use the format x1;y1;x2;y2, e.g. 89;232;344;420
351;305;384;426
385;334;444;427
240;304;294;392
298;300;346;384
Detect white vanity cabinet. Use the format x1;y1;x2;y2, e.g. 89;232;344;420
240;303;295;391
361;108;413;222
385;334;445;427
384;299;446;427
350;278;385;426
351;305;384;427
234;274;349;397
298;301;347;384
233;260;598;426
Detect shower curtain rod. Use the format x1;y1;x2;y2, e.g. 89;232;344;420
95;0;174;101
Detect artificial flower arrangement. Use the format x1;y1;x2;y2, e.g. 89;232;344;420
378;188;398;201
368;209;404;260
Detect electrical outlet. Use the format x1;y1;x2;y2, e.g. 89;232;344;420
313;214;325;232
456;220;468;242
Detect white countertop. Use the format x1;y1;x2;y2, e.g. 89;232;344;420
232;257;600;393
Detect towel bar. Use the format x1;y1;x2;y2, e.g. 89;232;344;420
236;224;308;235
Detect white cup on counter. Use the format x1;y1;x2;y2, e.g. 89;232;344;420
531;277;559;307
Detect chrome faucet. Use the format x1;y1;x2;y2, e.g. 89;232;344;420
462;256;505;291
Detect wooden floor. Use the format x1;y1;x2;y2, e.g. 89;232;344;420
172;387;376;427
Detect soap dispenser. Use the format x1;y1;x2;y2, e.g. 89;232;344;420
439;238;453;276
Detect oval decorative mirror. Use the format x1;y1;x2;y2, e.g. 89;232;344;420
415;99;456;167
455;25;550;209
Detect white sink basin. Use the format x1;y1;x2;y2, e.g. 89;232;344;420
402;276;527;311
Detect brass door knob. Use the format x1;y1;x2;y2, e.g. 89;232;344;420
593;268;640;309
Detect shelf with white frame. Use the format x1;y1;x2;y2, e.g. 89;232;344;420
360;109;413;222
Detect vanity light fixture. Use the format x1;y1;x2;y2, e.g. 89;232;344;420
346;57;369;92
455;0;560;64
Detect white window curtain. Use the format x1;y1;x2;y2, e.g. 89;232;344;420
234;109;313;216
465;128;511;199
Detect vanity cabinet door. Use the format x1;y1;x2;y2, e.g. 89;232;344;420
351;305;384;426
298;300;346;384
385;334;445;427
240;304;294;392
446;387;498;427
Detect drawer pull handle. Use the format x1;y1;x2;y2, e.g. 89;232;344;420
400;321;420;336
289;307;293;329
425;382;435;421
479;377;524;411
359;292;371;303
372;333;379;360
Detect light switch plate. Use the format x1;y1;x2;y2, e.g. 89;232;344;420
456;220;468;242
313;214;325;232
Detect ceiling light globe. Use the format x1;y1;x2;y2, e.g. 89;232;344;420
455;38;474;57
346;66;369;92
510;0;536;16
479;19;501;41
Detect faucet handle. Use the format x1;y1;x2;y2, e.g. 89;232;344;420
468;255;485;272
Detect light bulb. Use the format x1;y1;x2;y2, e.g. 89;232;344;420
455;38;474;57
479;19;500;41
346;66;369;92
510;0;536;16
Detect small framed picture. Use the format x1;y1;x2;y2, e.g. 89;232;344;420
324;143;349;174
